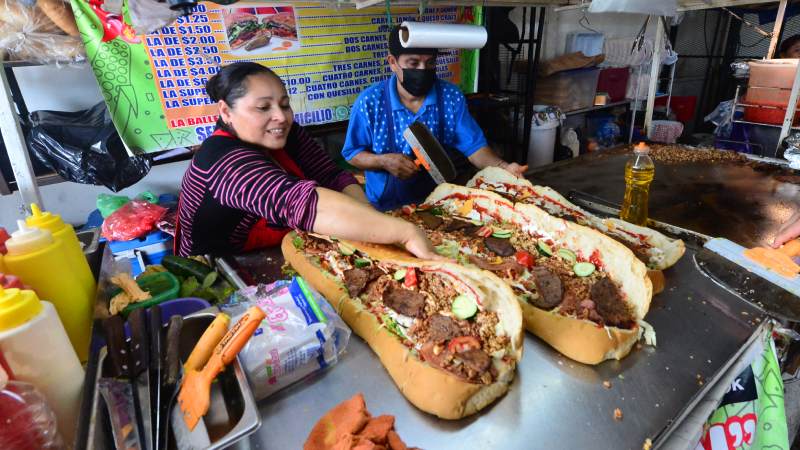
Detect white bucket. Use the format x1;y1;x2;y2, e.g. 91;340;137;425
518;106;560;167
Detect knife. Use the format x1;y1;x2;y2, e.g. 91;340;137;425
101;316;143;450
129;308;153;450
149;306;163;450
159;315;182;450
403;120;456;184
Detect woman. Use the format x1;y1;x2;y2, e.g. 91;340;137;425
176;62;439;259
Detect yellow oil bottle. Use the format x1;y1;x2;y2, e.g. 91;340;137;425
620;142;655;226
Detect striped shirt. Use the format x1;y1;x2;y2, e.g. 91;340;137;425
177;124;357;256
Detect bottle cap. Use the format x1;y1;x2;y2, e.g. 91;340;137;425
25;203;64;234
5;221;54;255
0;286;43;332
635;142;650;153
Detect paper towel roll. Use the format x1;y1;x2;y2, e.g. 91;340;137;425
399;21;487;50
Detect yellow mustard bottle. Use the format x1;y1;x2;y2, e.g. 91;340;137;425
620;142;655;226
3;221;93;362
25;203;96;299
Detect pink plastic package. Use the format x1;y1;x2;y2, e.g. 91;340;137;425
101;200;167;241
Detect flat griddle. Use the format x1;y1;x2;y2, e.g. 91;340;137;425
222;237;765;449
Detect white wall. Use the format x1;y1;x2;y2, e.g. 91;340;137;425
0;64;188;231
540;7;658;60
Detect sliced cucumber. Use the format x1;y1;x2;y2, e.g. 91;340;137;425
354;258;371;268
393;269;407;281
470;219;484;226
558;248;577;264
573;262;596;277
452;294;478;320
338;242;356;256
492;227;512;239
537;240;553;256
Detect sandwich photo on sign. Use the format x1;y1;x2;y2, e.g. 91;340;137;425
223;6;300;55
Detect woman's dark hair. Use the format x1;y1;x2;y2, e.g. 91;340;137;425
206;62;282;133
780;35;800;58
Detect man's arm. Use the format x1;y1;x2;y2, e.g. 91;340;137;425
467;147;528;177
349;151;419;180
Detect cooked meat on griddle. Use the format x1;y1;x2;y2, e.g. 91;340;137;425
484;236;515;257
530;267;563;309
590;277;635;327
383;285;426;318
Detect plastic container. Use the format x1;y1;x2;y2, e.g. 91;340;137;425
620;142;655;226
3;221;93;362
534;68;601;112
116;271;180;315
0;369;64;450
748;59;798;89
25;203;96;300
0;287;83;445
648;120;684;144
743;100;799;125
597;67;630;102
565;32;604;57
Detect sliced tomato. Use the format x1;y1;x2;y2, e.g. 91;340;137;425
447;335;481;353
515;250;535;269
476;226;493;238
401;204;416;215
403;267;418;288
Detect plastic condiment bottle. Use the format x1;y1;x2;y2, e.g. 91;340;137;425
0;287;82;446
3;221;93;362
26;203;96;299
0;364;65;450
620;142;655;226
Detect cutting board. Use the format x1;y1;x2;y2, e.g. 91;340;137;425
696;238;800;322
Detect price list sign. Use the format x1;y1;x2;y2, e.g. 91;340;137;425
72;1;477;153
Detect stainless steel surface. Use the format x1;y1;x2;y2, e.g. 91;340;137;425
403;121;455;184
244;244;766;450
215;257;249;290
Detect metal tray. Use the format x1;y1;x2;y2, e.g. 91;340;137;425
229;244;766;450
81;309;260;450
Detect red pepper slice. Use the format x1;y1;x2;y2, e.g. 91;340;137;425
403;267;418;288
401;204;416;215
476;226;493;238
447;336;481;353
515;250;535;269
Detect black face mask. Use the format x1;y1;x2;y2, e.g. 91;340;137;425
400;68;436;97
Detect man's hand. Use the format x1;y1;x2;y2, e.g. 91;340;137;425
381;153;419;180
500;162;529;178
772;211;800;248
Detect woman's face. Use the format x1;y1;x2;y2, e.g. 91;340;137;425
219;73;294;150
783;41;800;59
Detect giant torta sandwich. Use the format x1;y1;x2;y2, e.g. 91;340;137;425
468;167;685;271
392;183;655;365
281;232;524;419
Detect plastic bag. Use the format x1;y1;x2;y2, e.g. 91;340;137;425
0;0;85;64
222;277;351;401
101;200;167;241
27;102;152;192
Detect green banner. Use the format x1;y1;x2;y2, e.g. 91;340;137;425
697;335;789;450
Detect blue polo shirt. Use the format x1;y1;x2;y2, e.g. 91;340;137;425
342;74;487;211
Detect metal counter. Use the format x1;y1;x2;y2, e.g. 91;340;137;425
227;242;765;450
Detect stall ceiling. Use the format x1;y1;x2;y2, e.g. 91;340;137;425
351;0;781;10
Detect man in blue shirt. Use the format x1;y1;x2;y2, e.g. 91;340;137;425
342;25;526;211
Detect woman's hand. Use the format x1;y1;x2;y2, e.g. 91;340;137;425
400;224;447;260
772;211;800;248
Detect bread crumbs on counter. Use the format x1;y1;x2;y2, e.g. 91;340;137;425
614;408;623;421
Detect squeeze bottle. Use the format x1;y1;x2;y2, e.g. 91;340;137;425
3;221;93;362
26;203;96;299
620;142;655;226
0;364;65;450
0;287;82;445
0;227;9;273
